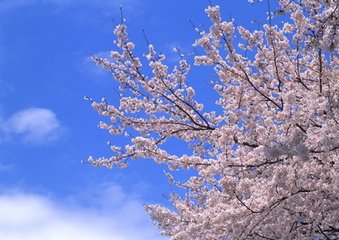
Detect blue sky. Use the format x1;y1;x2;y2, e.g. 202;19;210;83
0;0;268;239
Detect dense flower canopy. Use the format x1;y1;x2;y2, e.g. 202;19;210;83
88;0;339;239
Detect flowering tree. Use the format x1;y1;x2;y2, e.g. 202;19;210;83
88;0;339;239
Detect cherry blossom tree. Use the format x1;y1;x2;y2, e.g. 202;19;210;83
88;0;339;239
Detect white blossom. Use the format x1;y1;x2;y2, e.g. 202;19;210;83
88;1;339;239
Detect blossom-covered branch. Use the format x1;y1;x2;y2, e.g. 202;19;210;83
88;0;339;239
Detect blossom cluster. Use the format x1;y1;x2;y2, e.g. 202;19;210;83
89;1;339;239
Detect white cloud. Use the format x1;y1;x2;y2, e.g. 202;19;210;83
2;107;64;143
0;185;165;240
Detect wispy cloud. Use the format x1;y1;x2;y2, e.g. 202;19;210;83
0;184;165;240
1;107;64;144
